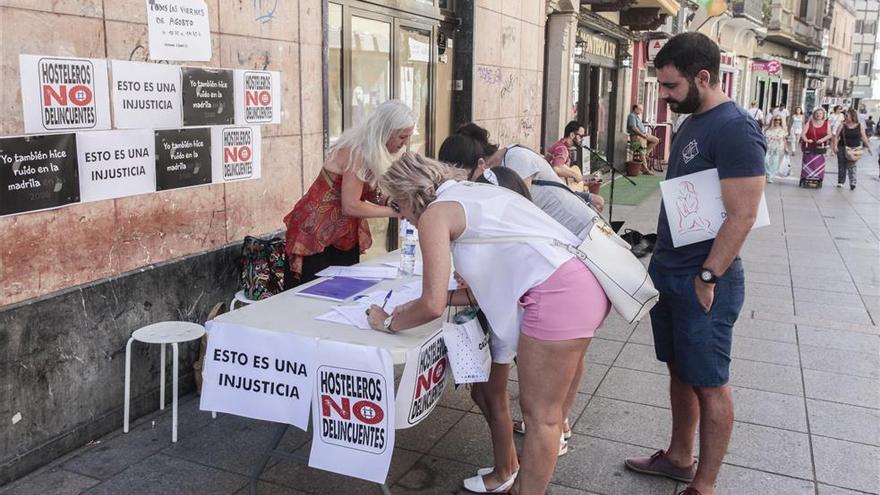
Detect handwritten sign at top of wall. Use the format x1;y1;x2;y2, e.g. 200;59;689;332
19;55;112;134
146;0;212;62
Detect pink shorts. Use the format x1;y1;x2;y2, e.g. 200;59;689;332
519;258;611;341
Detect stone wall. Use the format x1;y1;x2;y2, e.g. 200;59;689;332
0;0;323;483
471;0;546;150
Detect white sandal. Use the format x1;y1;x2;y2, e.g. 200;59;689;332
463;471;518;493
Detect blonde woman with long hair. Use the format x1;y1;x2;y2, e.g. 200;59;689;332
283;100;415;285
366;153;610;494
764;115;789;182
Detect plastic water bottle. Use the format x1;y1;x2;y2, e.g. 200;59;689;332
399;220;418;276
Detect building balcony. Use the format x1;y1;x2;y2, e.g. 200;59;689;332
807;53;831;77
730;0;763;24
763;0;824;51
580;0;680;31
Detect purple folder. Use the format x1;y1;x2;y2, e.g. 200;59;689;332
296;277;379;302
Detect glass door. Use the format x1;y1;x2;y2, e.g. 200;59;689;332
396;24;432;155
349;14;392;128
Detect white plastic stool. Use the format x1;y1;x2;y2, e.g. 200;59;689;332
124;321;205;442
230;290;255;310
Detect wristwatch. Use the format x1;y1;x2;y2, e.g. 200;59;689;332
699;268;718;284
382;315;394;332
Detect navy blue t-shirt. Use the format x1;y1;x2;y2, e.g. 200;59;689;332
652;101;766;273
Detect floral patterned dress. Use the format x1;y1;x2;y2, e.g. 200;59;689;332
282;169;373;280
764;126;787;178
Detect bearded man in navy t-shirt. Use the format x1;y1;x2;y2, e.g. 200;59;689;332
624;33;766;495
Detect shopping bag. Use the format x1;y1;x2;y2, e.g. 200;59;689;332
441;307;491;384
778;154;791;177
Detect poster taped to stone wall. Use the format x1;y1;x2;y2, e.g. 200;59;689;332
146;0;212;62
394;329;448;429
200;322;317;429
0;133;79;216
234;70;281;125
19;55;112;134
76;130;156;202
111;61;183;129
182;67;234;125
210;126;261;183
309;341;395;484
154;128;212;190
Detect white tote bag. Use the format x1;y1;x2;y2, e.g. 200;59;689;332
456;214;659;324
441;307;491;384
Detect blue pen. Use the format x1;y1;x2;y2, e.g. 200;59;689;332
381;290;393;310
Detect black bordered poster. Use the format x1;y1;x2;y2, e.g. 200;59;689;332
154;128;212;190
0;133;79;215
181;67;234;126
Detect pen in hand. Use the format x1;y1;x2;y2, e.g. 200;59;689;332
381;290;393;310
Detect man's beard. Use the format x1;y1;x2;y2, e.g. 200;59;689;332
666;78;702;114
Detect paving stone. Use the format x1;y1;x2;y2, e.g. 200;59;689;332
807;399;880;447
595;316;636;342
428;412;501;468
743;295;795;314
712;463;815;494
553;435;678;494
794;287;865;306
734;318;798;343
732;336;800;366
817;483;878;494
162;413;290;476
573;396;671;450
545;484;602;494
746;282;794;300
395;406;467;454
732;386;808;432
628;321;655;346
745;261;792;275
594;367;669;409
795;302;875;326
798;326;880;354
747;271;792;287
0;467;99;495
63;396;217;479
791;274;859;293
812;435;880;494
262;444;420;493
857;283;880;297
391;454;490;494
729;359;804;396
233;481;308;494
584;338;625;366
726;422;813;480
799;344;880;379
578;362;611;395
82;453;247;495
438;378;480;411
613;342;667;375
804;369;880;409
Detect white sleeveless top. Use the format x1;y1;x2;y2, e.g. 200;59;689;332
432;180;580;347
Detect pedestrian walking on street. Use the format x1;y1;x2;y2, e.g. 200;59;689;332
370;153;611;495
623;32;766;495
800;108;833;188
834;108;873;190
865;115;875;137
764;116;789;182
789;106;805;153
281;100;413;286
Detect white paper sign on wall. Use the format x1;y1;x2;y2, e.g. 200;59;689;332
146;0;212;62
210;126;262;182
234;70;281;125
19;55;112;134
111;61;183;129
200;322;317;430
309;341;395;484
76;130;156;202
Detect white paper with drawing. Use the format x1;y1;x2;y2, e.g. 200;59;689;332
660;168;769;248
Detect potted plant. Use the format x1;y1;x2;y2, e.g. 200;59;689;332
625;141;646;176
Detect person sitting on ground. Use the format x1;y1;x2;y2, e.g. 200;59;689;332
545;120;588;184
366;153;610;494
281;100;413;286
627;104;659;174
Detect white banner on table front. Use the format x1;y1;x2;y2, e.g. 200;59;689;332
209;126;262;182
200;322;316;430
234;70;281;124
395;329;448;429
111;60;183;129
309;341;395;484
76;130;156;202
20;55;112;134
660;168;770;248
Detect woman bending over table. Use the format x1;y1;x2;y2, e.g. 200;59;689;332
366;153;610;494
282;100;414;286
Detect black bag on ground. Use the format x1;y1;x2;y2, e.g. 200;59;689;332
239;236;287;300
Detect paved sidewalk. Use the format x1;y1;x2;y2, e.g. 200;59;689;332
3;146;879;495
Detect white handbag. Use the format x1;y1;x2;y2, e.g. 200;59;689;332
441;306;491;384
456;214;659;324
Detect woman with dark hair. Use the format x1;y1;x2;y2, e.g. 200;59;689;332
833;108;872;190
